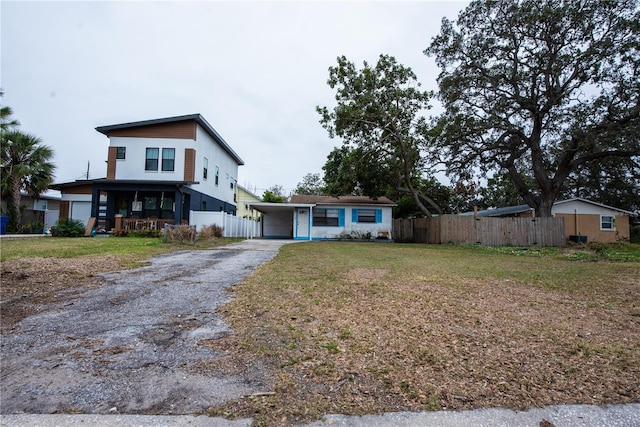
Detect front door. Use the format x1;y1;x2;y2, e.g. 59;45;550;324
295;208;310;240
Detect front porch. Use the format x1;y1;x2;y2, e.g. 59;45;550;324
115;216;175;231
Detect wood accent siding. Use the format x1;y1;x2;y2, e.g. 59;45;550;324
59;200;70;220
106;120;196;139
107;146;117;179
61;185;94;195
184;148;196;181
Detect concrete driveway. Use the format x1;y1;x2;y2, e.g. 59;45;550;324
1;239;294;415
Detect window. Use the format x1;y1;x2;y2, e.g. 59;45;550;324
313;208;340;226
352;208;382;223
230;178;235;190
203;157;208;180
162;148;175;171
357;209;376;223
601;215;615;230
215;166;219;186
33;200;47;211
116;147;126;159
145;148;159;171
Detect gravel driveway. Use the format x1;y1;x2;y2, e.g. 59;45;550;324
1;240;294;415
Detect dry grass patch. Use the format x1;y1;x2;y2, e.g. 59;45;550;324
208;242;640;426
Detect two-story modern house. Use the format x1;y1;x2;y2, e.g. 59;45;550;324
51;114;244;231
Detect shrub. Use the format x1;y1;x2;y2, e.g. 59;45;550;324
198;224;224;239
51;219;86;237
631;225;640;244
130;228;162;238
163;224;196;244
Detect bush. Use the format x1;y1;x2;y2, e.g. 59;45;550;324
51;219;86;237
163;224;197;244
198;224;224;239
130;228;162;238
631;225;640;244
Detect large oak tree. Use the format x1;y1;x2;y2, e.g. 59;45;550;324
426;0;640;216
317;54;442;216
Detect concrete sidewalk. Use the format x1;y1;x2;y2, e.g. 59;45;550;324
2;404;639;427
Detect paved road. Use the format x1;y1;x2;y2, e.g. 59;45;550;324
1;239;294;415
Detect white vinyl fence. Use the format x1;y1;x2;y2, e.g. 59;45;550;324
189;210;261;238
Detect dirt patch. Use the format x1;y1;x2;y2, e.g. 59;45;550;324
1;256;124;333
207;243;640;426
1;247;280;415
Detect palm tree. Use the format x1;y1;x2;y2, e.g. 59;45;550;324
0;105;20;131
1;130;56;232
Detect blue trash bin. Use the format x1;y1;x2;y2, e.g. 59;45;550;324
0;215;9;235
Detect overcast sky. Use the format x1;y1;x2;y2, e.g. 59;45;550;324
2;0;468;196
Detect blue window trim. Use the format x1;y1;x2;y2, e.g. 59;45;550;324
352;208;382;223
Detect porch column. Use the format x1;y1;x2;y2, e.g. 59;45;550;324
91;186;100;218
174;189;183;225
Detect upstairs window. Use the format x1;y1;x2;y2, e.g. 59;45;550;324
145;148;159;171
116;146;126;159
162;148;175;171
215;166;219;186
203;157;208;180
601;215;615;230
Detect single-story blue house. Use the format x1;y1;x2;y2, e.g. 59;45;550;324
249;195;396;240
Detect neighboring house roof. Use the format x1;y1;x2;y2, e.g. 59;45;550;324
289;195;396;206
553;197;633;215
460;198;632;217
459;204;531;217
237;184;261;201
95;113;245;166
50;178;198;190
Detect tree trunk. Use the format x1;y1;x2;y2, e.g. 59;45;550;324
9;174;22;232
536;194;555;218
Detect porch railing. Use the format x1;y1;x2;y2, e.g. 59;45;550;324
123;218;174;231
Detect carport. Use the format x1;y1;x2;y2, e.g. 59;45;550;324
249;202;315;240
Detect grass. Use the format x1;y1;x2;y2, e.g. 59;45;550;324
210;241;640;426
0;235;243;263
2;237;638;426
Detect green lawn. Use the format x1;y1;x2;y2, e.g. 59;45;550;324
2;237;638;426
212;241;640;426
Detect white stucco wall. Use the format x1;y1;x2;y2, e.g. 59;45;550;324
108;124;240;204
191;126;239;206
310;205;393;240
552;200;628;217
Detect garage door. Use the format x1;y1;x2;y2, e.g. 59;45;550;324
70;201;91;226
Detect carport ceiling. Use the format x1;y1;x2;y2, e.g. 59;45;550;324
248;203;314;214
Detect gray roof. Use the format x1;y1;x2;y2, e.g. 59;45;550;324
459;204;532;217
289;195;396;206
95;114;244;165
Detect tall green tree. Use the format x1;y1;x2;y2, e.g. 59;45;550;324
293;173;325;196
1;104;20;131
322;145;394;198
317;54;442;216
426;0;640;217
261;185;287;203
561;156;640;213
1;130;56;232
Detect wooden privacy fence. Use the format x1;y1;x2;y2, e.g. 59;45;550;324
393;215;565;247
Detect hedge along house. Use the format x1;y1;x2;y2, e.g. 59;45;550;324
249;195;396;240
51;114;244;231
